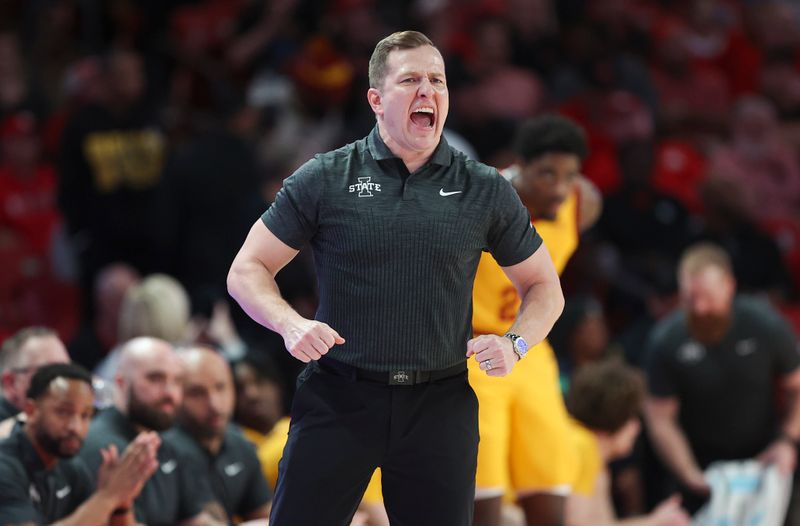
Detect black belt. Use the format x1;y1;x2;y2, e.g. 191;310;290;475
318;358;467;386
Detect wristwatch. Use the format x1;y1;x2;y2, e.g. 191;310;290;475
504;332;529;360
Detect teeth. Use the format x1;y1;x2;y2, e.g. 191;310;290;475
414;108;434;114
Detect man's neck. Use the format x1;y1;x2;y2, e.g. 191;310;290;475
377;123;434;174
25;426;58;470
198;434;224;456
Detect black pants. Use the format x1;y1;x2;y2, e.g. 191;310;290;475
269;360;479;526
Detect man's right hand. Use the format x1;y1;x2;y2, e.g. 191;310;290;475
682;471;711;497
283;319;345;362
97;431;161;507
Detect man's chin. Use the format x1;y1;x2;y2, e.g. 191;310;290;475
58;443;82;458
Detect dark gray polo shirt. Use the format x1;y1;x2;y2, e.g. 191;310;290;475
263;126;542;370
78;407;212;526
0;425;93;525
0;395;19;421
646;296;800;467
165;424;271;522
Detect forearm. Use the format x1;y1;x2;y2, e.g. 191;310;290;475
227;258;304;338
507;274;564;346
647;419;702;485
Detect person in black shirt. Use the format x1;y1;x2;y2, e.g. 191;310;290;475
0;363;159;525
166;346;271;523
644;242;800;511
228;30;563;525
0;327;70;421
78;337;225;526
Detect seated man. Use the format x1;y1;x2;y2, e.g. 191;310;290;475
0;326;70;420
166;346;271;523
565;359;689;526
0;363;159;525
78;337;224;525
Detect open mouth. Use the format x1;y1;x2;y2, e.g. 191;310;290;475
410;108;435;129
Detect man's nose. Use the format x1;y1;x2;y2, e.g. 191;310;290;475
418;77;434;96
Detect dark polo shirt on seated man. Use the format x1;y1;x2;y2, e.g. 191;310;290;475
0;425;93;523
165;424;272;521
79;406;213;525
0;395;20;421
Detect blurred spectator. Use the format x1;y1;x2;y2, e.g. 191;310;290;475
0;109;81;340
94;273;191;383
453;16;545;163
57;48;169;320
693;176;795;301
708;95;800;224
233;353;288;489
751;3;800;120
78;337;223;525
68;263;140;371
644;242;800;513
649;139;707;215
649;17;731;138
161;98;265;316
41;56;105;160
0;111;61;258
0;363;160;525
677;0;760;96
549;295;610;394
0;32;48;121
0;326;69;421
168;346;271;523
595;139;695;332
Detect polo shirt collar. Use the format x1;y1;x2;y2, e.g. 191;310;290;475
103;406;138;440
366;125;452;167
9;425;47;474
174;423;230;458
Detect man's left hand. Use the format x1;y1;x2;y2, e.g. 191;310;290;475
757;438;797;474
466;334;518;377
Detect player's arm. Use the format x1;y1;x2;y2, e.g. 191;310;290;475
227;220;344;362
643;396;708;494
575;175;601;233
467;243;564;376
567;468;688;526
566;468;614;526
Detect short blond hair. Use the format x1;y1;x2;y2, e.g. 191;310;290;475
118;274;190;343
368;30;436;89
678;242;733;278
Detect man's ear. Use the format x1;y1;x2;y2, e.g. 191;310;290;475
367;87;382;115
23;397;37;419
0;370;14;392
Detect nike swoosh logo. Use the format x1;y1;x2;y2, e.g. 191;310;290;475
224;463;244;477
439;189;462;197
56;486;71;499
161;459;177;474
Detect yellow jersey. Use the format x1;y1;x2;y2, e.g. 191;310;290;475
472;188;579;335
568;418;603;496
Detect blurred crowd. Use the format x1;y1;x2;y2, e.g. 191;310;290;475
1;0;800;522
